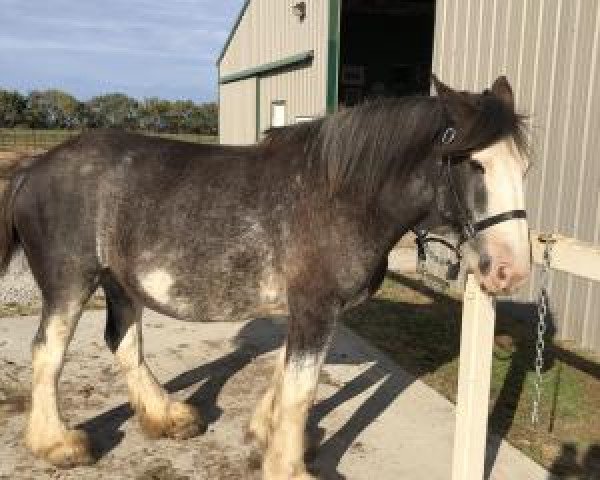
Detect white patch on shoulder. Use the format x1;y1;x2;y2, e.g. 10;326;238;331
139;269;174;305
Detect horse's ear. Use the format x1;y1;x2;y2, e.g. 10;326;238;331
431;74;454;98
491;75;514;109
432;74;476;123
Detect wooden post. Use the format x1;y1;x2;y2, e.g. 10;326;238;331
452;274;496;480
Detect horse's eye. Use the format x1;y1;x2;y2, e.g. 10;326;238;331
469;160;485;174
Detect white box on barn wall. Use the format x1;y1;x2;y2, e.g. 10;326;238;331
271;101;286;128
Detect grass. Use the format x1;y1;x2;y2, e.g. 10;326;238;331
343;273;600;478
0;128;217;152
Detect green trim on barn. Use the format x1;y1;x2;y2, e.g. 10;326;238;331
218;50;314;85
217;64;221;143
255;76;261;142
326;0;341;114
216;0;251;65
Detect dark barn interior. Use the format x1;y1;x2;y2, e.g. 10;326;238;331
338;0;436;107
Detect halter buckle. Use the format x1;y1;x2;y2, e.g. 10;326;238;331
441;127;457;145
463;222;476;240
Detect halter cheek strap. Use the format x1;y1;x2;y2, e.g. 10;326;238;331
412;127;527;270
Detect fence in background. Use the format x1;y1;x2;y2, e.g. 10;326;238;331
0;129;217;152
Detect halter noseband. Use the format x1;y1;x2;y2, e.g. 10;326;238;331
413;126;527;270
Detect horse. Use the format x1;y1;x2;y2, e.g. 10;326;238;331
0;75;531;479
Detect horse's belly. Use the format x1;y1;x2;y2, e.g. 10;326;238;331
135;266;289;322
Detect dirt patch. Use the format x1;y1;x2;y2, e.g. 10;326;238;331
136;459;190;480
0;386;29;415
0;360;30;417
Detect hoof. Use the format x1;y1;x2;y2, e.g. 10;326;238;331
139;401;204;440
27;429;94;469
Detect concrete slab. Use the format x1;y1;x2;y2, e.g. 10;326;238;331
0;310;553;479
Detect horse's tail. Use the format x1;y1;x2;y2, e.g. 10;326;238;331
0;162;23;274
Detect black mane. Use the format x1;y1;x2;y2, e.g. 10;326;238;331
262;92;528;199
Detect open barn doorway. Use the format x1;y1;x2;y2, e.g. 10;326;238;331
338;0;436;107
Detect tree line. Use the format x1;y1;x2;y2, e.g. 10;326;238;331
0;89;218;135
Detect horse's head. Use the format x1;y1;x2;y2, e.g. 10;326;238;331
431;75;531;295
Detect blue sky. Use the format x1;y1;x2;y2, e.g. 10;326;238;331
0;0;245;102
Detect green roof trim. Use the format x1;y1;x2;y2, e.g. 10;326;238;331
219;50;314;85
255;76;261;142
326;0;341;114
216;0;251;65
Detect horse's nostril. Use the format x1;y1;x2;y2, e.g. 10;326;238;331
497;265;508;281
478;254;492;275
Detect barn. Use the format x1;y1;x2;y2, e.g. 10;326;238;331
217;0;600;351
217;0;435;144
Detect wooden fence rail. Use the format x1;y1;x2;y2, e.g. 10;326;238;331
0;129;217;152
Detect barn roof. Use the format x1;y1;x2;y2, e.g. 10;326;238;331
216;0;251;65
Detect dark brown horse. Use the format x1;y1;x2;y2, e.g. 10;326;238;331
0;76;530;479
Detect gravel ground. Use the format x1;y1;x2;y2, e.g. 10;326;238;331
0;252;40;306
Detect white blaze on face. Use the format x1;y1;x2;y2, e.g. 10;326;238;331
470;137;531;291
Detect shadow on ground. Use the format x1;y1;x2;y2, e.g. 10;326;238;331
78;272;600;479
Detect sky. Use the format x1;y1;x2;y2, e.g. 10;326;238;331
0;0;245;102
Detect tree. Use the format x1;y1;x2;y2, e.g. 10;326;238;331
0;87;219;134
139;97;172;131
0;90;27;127
86;93;140;129
24;90;80;128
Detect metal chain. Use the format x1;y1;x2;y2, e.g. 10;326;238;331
531;234;554;426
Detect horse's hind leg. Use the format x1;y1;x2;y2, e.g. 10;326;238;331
103;278;203;439
26;295;94;468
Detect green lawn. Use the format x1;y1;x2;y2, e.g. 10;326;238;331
343;273;600;478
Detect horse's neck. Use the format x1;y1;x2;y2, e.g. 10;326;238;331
375;158;437;238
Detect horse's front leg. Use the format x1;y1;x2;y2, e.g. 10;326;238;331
262;288;337;480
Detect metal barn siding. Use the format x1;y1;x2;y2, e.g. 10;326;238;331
433;0;600;350
219;78;257;145
218;0;329;144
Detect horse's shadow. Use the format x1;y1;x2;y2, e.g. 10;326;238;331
79;317;285;459
78;312;416;479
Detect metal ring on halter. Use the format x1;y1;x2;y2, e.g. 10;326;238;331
441;127;457;145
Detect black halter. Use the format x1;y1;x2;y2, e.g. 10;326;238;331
413;127;527;268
